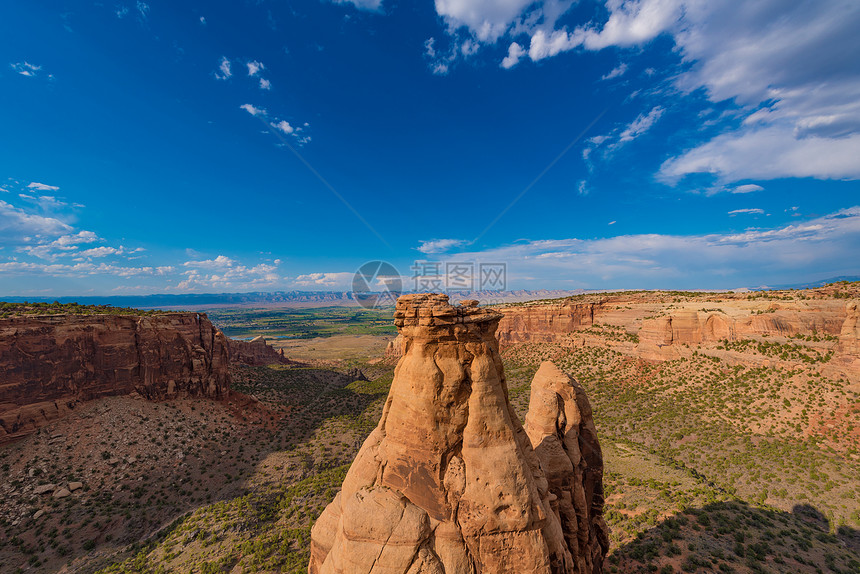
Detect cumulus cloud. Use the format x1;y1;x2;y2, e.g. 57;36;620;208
259;78;272;90
178;256;280;290
416;238;469;254
528;28;581;62
271;120;294;135
246;61;264;77
448;206;860;288
183;254;236;269
500;42;525;69
292;271;353;287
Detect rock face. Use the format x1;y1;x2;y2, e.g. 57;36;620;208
496;302;602;346
826;301;860;381
525;362;609;574
384;334;405;359
0;312;230;443
309;294;608;574
227;335;291;366
635;307;845;361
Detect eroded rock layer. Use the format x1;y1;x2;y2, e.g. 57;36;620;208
228;335;292;366
0;313;231;442
309;294;607;574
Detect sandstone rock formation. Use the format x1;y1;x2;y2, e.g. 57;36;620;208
0;312;230;443
825;300;860;382
309;294;608;574
496;302;601;346
227;335;292;366
384;334;405;359
635;307;845;361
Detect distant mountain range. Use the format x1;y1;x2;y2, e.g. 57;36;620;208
4;278;856;311
753;276;860;290
0;289;592;311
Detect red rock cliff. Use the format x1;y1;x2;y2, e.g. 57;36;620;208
227;335;291;366
0;312;231;442
496;301;604;345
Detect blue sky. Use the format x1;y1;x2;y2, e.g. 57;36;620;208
1;0;858;296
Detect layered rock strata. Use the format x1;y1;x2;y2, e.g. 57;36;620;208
227;335;291;366
0;312;231;442
309;294;608;574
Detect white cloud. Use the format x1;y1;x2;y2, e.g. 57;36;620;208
528;28;581;62
660;127;860;183
584;105;665;160
178;256;280;290
0;261;174;278
215;57;232;80
10;62;42;77
259;78;272;90
240;103;266;117
292;272;353;287
331;0;384;11
576;0;682;50
416;238;469;254
617;106;664;144
601;62;628;80
441;0;859;184
27;182;60;192
435;0;574;44
0;200;72;243
569;0;860;184
272;120;294;135
75;246;125;258
247;61;264;77
501;42;525;69
183;254;236;269
448;207;860;288
55;230;98;246
731;184;764;194
728;208;765;216
19;231;100;260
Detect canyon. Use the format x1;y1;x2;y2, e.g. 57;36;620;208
494;287;860;381
0;310;287;444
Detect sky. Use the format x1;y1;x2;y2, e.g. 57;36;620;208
1;0;859;296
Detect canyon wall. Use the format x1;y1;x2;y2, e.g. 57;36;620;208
496;301;603;345
227;335;291;366
0;312;231;442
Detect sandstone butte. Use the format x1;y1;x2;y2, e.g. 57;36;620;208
227;334;293;366
309;294;609;574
